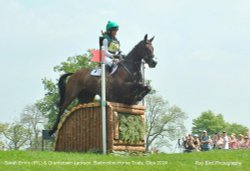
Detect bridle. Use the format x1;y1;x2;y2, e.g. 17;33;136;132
118;60;142;81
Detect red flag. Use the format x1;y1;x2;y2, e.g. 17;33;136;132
91;50;105;63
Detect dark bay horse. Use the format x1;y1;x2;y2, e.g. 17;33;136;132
49;34;157;135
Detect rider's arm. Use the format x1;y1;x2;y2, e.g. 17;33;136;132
102;38;114;58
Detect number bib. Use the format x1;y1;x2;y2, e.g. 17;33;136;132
108;41;120;54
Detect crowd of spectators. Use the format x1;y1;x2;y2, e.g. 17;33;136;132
182;130;250;152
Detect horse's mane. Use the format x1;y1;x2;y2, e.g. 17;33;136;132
125;40;144;59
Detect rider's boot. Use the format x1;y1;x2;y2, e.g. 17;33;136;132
105;64;112;73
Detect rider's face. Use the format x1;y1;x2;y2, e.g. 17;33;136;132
111;30;118;37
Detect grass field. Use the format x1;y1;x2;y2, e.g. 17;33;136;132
0;150;249;171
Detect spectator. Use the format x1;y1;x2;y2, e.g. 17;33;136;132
212;133;218;149
184;137;195;152
229;133;238;149
215;133;224;149
201;130;211;151
182;130;250;153
182;136;189;148
248;130;250;148
237;134;244;149
193;134;201;151
222;131;229;150
241;136;250;149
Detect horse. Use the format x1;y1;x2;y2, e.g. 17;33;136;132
49;34;157;136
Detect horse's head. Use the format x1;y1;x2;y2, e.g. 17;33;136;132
138;34;157;68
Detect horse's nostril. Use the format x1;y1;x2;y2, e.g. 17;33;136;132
153;61;157;66
148;60;157;68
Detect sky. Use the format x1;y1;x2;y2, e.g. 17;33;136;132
0;0;249;134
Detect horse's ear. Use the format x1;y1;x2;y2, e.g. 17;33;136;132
144;34;148;42
149;36;155;42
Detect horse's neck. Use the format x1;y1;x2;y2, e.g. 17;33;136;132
119;48;142;81
124;47;142;69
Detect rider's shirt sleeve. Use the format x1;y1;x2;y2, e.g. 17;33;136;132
103;38;114;58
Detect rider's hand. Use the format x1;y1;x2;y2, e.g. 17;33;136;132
112;58;119;63
113;54;120;59
113;54;125;60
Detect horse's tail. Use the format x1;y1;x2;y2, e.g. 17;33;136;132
57;73;73;108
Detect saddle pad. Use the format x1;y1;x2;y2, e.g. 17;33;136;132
90;64;118;77
90;68;102;76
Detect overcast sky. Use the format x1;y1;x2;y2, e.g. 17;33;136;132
0;0;249;132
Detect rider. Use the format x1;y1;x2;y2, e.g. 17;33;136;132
102;21;121;72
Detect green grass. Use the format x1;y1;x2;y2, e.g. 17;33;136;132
0;150;249;171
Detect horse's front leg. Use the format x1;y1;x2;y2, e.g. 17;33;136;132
111;81;151;104
108;81;136;104
134;84;151;102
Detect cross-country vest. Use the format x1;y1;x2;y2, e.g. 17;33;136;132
103;34;120;54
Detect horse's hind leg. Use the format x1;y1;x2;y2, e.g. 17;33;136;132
78;90;96;104
49;96;76;136
49;85;82;136
60;87;82;111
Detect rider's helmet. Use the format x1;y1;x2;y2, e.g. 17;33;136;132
106;21;119;31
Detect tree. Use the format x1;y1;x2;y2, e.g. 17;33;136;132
36;53;97;129
145;93;187;152
0;141;4;150
0;123;7;150
192;110;248;136
0;123;6;133
225;123;248;136
1;122;32;150
36;78;59;129
20;104;45;150
192;110;227;135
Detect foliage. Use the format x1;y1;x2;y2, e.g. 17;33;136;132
20;104;45;150
0;123;6;133
145;93;187;152
225;123;249;136
0;122;32;150
35;78;59;129
192;110;248;136
53;53;97;73
192;110;227;135
36;52;97;129
118;113;144;144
